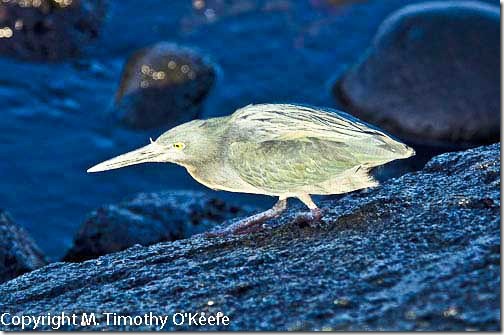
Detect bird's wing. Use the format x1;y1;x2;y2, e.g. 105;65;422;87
227;137;375;194
228;104;412;166
228;103;386;143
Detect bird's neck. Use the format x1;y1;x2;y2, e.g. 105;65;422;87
179;142;221;175
191;137;223;165
184;163;219;190
179;117;228;180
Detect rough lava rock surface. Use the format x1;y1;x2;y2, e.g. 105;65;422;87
0;144;500;331
114;42;216;129
334;1;500;148
0;211;46;284
63;191;254;262
0;0;106;61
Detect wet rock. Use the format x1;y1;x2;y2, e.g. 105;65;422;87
0;210;46;284
0;144;499;330
63;191;253;262
334;1;499;148
0;0;106;61
114;42;216;129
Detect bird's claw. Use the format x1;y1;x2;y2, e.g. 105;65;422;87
204;225;265;238
204;219;268;238
293;207;326;227
204;202;286;238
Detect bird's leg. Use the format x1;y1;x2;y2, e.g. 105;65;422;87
205;197;288;237
293;194;324;225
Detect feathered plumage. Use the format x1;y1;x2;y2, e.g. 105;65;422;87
223;104;413;195
88;103;415;236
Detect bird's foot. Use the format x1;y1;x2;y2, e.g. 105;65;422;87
204;217;269;237
293;207;325;227
205;199;287;238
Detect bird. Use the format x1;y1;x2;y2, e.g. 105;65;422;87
88;103;415;236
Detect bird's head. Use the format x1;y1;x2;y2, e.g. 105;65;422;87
87;119;217;173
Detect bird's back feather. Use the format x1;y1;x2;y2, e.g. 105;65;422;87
230;104;382;141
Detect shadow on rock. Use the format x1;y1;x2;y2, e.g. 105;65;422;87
0;210;46;284
63;190;256;262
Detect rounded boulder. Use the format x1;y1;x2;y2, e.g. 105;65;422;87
114;42;216;130
334;1;500;148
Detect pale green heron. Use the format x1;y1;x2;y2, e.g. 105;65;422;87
88;104;415;235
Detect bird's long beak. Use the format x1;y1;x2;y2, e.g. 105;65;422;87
87;142;165;173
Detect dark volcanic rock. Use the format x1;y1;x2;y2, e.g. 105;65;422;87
0;144;500;331
63;191;253;262
0;0;106;61
0;211;46;284
114;42;216;129
334;1;500;148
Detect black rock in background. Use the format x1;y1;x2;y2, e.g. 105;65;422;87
63;191;254;262
334;1;499;149
1;143;499;331
114;42;216;129
0;210;46;284
0;0;106;61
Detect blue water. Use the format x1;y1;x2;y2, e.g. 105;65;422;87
0;0;496;260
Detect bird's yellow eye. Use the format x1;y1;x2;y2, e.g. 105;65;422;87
173;142;185;150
